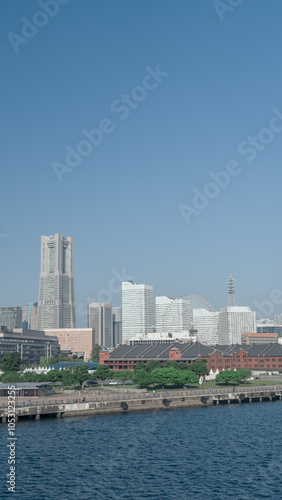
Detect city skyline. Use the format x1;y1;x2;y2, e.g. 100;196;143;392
2;233;282;329
2;2;282;327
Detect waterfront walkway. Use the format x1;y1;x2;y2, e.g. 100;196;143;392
1;384;281;409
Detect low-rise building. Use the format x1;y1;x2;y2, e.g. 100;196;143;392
0;329;60;365
100;342;282;373
242;332;278;344
44;328;96;361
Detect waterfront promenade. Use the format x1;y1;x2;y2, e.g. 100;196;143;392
1;384;282;422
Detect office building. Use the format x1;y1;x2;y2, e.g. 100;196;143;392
129;330;197;345
218;306;256;344
274;314;282;325
112;306;122;346
242;332;278;344
0;307;22;331
44;328;95;361
192;309;219;345
155;296;190;333
0;328;60;365
22;302;38;330
88;302;113;348
36;233;76;330
122;281;154;343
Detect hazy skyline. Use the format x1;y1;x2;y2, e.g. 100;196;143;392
2;1;282;325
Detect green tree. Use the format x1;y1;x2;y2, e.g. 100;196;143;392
90;345;102;362
1;352;21;372
146;360;163;372
234;369;252;384
150;368;176;388
45;370;62;383
23;371;38;382
133;370;152;389
134;362;146;372
114;370;133;386
215;370;236;385
73;365;90;387
94;365;114;386
190;360;209;377
39;356;48;367
174;369;199;386
1;371;22;383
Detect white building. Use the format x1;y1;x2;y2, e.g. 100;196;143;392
88;302;113;348
155;296;190;333
122;281;153;343
218;306;256;344
192;309;219;345
37;234;76;330
128;330;197;345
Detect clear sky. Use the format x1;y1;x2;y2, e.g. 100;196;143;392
1;0;282;326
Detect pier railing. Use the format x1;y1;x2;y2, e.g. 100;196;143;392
1;384;282;408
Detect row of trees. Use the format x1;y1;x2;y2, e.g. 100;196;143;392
215;369;252;385
0;352;253;388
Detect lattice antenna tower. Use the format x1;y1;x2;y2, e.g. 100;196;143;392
228;274;235;307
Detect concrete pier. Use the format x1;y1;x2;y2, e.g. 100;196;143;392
0;386;281;423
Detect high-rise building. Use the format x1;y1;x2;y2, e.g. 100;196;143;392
155;296;190;333
192;309;219;345
36;234;76;330
0;307;22;331
218;306;256;344
112;306;122;346
22;302;38;330
88;302;113;348
122;281;154;343
228;274;236;307
274;314;282;325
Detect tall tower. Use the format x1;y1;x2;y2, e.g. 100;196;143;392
122;281;154;343
36;234;76;330
88;302;113;348
228;274;236;307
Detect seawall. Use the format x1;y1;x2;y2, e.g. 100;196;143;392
1;385;282;422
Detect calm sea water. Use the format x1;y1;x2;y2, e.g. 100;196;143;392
1;402;282;500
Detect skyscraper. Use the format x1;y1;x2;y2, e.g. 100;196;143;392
36;234;76;330
218;306;256;344
0;307;22;331
192;309;219;345
22;302;38;330
112;306;122;346
155;296;190;333
88;302;113;348
122;281;154;343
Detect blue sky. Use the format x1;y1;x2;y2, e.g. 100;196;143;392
1;0;282;326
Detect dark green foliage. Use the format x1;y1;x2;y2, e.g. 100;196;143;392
90;345;102;362
1;352;21;372
216;369;252;385
146;360;163;372
190;360;210;377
